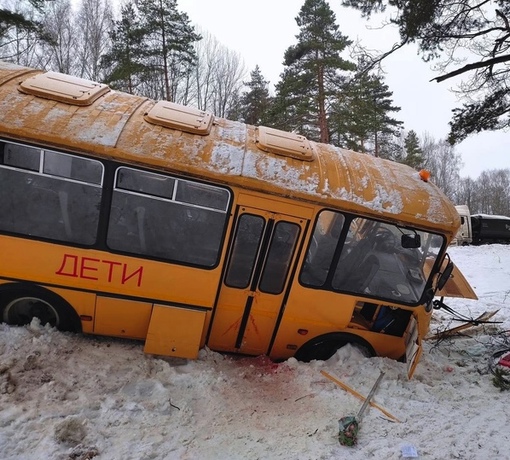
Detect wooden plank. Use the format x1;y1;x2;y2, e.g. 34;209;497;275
425;310;499;341
320;370;401;423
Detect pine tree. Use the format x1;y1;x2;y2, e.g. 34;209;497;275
137;0;201;102
0;1;46;40
0;0;53;66
100;2;148;94
331;72;402;156
344;1;510;142
238;66;272;125
402;130;424;169
271;0;355;142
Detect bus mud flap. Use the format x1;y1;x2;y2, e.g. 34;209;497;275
144;305;206;359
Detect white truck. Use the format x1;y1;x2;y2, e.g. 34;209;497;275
453;205;510;245
452;205;472;245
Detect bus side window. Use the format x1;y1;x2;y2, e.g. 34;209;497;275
1;142;39;171
0;143;102;244
107;167;230;267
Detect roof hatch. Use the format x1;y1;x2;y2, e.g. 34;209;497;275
144;101;214;135
256;126;314;161
18;71;110;106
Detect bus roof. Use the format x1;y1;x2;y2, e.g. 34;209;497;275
0;61;459;235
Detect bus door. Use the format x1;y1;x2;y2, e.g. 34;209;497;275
207;205;307;356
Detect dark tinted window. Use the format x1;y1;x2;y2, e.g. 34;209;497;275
0;142;103;245
259;221;300;294
224;214;265;288
107;167;230;267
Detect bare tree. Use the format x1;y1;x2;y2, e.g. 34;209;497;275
421;132;462;201
210;47;246;118
190;29;220;111
189;30;247;117
475;171;494;214
75;0;113;81
476;169;510;215
455;176;477;210
38;0;76;74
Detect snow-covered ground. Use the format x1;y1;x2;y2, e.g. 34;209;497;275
1;245;509;460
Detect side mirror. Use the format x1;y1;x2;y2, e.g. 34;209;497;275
437;261;454;291
401;233;421;248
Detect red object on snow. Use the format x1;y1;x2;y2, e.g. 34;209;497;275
498;353;510;369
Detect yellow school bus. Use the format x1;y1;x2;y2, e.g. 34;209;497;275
0;62;476;378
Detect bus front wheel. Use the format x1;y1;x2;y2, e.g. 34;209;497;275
0;284;81;332
294;332;375;362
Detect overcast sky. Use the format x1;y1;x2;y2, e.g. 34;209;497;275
178;0;509;180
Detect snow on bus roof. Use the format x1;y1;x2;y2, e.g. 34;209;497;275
0;61;459;232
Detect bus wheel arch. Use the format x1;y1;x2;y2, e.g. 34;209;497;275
294;332;376;362
0;283;82;332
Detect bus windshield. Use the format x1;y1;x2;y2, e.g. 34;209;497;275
300;210;444;304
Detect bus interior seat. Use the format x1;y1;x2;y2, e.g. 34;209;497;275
107;203;145;254
356;254;380;292
371;306;412;336
338;254;380;293
301;234;337;285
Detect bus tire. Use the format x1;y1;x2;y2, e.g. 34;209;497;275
0;283;81;332
294;332;375;362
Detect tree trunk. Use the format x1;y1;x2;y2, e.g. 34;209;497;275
318;64;329;143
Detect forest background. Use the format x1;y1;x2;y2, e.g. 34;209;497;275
1;0;510;216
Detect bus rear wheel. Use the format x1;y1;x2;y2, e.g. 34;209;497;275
0;285;81;332
294;333;375;362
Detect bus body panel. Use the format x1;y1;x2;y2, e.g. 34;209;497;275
269;286;358;358
0;236;222;307
52;288;97;334
268;287;432;364
437;263;478;300
94;297;152;339
144;305;206;359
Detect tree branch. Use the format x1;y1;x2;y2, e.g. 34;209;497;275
431;54;510;82
495;9;510;31
358;38;408;74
